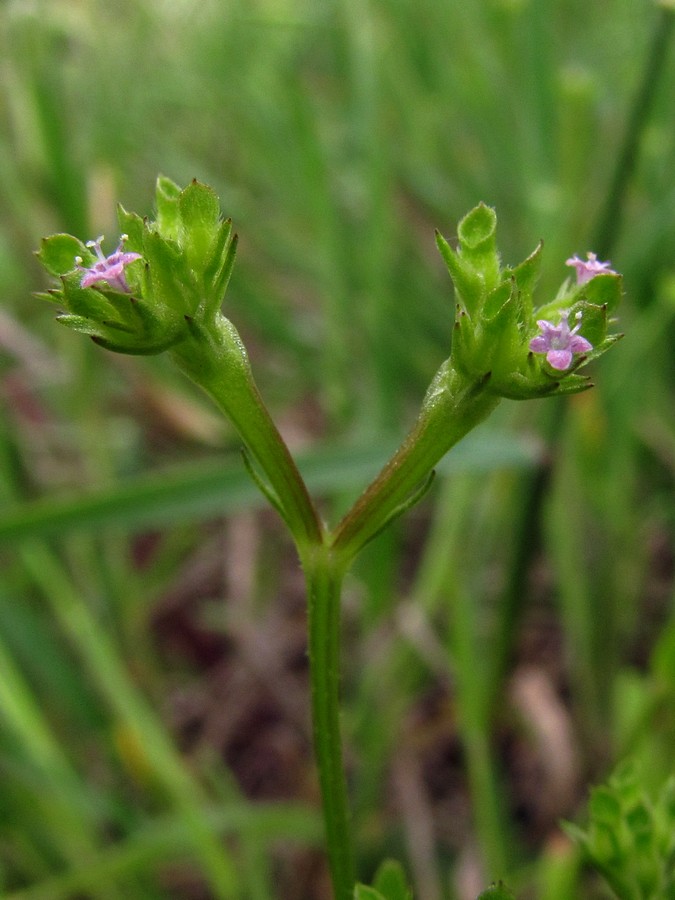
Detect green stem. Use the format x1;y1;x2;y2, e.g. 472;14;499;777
332;362;500;561
174;319;356;897
171;317;323;551
304;546;355;900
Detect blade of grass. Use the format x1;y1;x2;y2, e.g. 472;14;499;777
0;429;538;541
4;802;322;900
0;636;126;899
18;540;241;899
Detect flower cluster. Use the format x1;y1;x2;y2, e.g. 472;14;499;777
436;203;622;399
528;251;616;371
36;177;238;355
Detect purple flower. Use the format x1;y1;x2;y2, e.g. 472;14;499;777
529;311;593;371
565;252;616;285
76;235;141;293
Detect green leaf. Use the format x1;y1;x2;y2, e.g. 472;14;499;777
0;429;539;542
589;787;622;824
372;859;413;900
354;886;385;900
37;234;88;277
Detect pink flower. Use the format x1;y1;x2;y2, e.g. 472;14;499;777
565;252;616;285
76;235;141;293
529;311;593;371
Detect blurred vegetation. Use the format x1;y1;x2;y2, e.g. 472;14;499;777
0;0;673;897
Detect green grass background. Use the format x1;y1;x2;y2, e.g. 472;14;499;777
0;1;673;897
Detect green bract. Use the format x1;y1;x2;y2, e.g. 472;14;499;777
436;203;622;399
36;176;237;355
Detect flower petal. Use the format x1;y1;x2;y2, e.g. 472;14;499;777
547;349;573;370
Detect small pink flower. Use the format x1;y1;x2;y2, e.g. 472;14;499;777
529;311;593;371
565;252;616;285
76;235;141;293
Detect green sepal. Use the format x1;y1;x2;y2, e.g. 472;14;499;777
154;175;183;241
36;234;88;277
